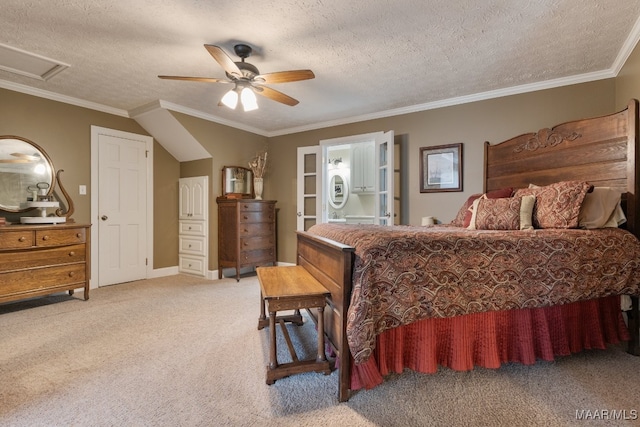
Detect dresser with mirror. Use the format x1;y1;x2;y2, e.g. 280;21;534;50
217;166;276;281
0;135;90;304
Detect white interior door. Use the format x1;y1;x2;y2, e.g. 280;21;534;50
92;127;152;287
375;130;394;225
296;146;322;231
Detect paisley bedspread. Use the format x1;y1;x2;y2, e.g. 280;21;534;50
308;223;640;365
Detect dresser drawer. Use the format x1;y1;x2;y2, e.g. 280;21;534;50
35;228;86;247
0;264;86;294
239;202;274;213
179;220;206;236
0;230;34;249
240;248;275;266
0;244;86;273
241;236;275;251
179;255;206;276
179;236;206;256
238;222;274;237
239;211;276;224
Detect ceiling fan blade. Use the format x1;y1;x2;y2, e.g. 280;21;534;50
204;45;242;78
253;85;299;106
158;75;230;83
255;70;315;84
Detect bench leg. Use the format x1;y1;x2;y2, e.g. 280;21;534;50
316;306;327;363
258;291;267;330
268;311;278;372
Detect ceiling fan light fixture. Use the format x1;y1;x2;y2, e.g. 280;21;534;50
241;87;258;111
221;88;239;109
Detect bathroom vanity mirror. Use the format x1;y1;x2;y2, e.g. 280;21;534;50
221;166;254;199
0;136;55;212
328;173;348;209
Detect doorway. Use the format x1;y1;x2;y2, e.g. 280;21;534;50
90;126;153;287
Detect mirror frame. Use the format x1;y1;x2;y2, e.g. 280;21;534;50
328;172;349;210
220;165;254;199
0;135;56;213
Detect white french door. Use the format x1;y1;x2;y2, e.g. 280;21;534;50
296;146;322;231
91;126;153;287
312;131;394;226
374;130;394;225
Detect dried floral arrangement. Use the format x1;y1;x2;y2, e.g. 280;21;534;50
248;151;267;178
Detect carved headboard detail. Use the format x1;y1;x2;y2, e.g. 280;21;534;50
514;129;582;153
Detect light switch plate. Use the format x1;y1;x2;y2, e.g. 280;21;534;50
79;185;86;195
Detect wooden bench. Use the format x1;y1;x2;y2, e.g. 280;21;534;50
257;265;332;384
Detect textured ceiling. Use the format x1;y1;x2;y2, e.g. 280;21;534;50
1;1;640;136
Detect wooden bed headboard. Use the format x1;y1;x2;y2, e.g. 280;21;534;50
484;99;640;238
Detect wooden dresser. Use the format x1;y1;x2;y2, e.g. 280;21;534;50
0;224;90;304
217;199;276;281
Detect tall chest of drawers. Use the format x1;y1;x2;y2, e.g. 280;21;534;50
217;199;276;281
0;224;91;304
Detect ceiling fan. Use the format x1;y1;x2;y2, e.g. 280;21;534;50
158;44;315;111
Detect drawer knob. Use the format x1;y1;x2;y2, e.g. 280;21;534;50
42;235;49;241
69;251;75;256
188;244;192;248
18;236;25;242
76;233;82;238
69;271;75;277
243;216;248;220
188;226;192;230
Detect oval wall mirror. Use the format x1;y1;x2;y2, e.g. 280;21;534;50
0;136;55;212
328;173;349;209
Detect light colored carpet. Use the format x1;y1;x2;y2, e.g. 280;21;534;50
1;274;639;426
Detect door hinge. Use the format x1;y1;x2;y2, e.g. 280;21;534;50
145;258;148;266
145;150;149;158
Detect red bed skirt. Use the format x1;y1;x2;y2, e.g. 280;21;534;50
350;295;630;390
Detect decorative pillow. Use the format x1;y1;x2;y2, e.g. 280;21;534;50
579;187;626;228
461;187;513;228
450;194;480;227
467;195;535;230
514;181;592;229
450;187;514;227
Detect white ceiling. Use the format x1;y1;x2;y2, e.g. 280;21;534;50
1;1;640;137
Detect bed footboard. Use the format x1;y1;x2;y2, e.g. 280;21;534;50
296;231;355;402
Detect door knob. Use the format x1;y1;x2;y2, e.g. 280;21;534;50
101;215;108;221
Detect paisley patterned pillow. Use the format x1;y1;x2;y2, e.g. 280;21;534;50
468;195;535;230
514;181;592;229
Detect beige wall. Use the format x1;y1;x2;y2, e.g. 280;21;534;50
0;88;181;270
154;142;181;268
616;41;640;109
268;80;616;263
172;112;267;271
0;89;148;224
6;39;640;274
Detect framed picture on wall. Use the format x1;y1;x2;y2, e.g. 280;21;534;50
419;143;463;192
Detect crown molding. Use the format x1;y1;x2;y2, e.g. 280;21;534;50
155;100;268;137
0;79;129;117
266;68;616;137
613;14;640;75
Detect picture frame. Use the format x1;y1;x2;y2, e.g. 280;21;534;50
419;143;463;193
334;183;343;197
